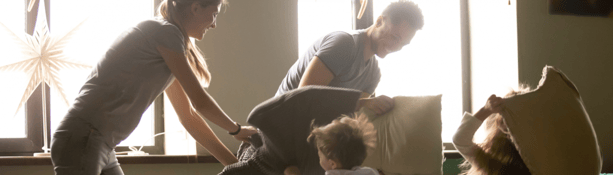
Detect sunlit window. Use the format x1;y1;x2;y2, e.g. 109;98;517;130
298;0;353;56
50;0;156;146
0;0;27;138
373;0;463;142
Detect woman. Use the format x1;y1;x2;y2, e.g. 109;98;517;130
50;0;257;174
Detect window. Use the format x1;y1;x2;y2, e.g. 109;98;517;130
298;0;518;147
0;0;47;156
298;0;353;56
372;0;463;143
0;0;27;139
0;0;165;155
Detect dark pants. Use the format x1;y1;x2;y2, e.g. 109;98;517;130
51;116;123;175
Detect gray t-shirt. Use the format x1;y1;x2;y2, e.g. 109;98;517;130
276;30;381;96
67;19;184;147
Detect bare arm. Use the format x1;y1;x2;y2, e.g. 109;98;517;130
157;46;257;142
165;80;237;165
301;56;394;114
298;56;334;88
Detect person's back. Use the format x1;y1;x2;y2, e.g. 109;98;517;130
276;30;380;97
74;19;181;146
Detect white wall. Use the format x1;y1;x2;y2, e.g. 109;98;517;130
194;0;298;153
516;0;613;172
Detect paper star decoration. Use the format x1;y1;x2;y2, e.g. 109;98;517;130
0;1;91;116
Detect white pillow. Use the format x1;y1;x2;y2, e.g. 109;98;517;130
501;66;602;175
360;95;443;175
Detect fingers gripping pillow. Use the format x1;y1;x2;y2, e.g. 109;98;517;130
501;66;602;175
360;95;443;175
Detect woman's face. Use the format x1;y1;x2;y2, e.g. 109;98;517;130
186;2;221;40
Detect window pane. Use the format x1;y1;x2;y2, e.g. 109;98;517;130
0;0;27;138
49;0;155;146
298;0;352;56
373;0;462;142
469;0;518;143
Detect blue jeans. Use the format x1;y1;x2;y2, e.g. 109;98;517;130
51;116;123;175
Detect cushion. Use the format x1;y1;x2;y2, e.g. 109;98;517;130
360;95;443;175
500;66;602;175
221;86;362;175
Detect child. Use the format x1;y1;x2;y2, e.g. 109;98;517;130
288;114;379;175
452;88;531;175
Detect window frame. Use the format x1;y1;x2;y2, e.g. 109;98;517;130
0;0;49;156
0;0;166;156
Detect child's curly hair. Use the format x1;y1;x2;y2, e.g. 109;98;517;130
307;114;377;169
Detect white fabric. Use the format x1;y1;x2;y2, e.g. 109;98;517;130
360;95;443;175
325;166;379;175
501;66;602;175
451;112;483;164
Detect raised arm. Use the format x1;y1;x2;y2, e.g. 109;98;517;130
452;95;503;163
157;46;257;142
165;80;237;165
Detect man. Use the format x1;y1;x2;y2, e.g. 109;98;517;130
276;0;424;115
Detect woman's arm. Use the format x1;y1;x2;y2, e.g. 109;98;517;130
157;46;257;142
165;80;238;165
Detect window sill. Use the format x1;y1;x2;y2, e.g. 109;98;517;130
0;155;220;166
0;152;464;166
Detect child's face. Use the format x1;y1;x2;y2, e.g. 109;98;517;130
318;148;337;171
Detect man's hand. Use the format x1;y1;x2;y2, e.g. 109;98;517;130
357;95;395;115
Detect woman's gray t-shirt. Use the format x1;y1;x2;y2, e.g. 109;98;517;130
276;30;381;96
67;19;184;147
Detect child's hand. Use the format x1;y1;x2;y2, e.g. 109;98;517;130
475;94;504;121
284;166;301;175
483;94;504;113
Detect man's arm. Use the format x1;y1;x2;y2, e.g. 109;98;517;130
298;56;335;88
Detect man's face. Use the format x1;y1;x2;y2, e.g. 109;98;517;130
372;17;418;58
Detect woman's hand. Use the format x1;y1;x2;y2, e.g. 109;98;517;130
474;94;504;121
357;95;395;115
232;125;258;143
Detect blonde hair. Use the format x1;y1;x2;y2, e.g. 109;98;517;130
307;114;377;169
157;0;227;87
460;85;532;175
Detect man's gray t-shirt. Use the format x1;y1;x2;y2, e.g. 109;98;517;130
66;19;183;147
276;30;381;96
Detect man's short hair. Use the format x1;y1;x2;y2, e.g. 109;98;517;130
307;114;377;169
381;0;424;29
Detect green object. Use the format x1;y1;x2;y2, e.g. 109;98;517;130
443;158;464;175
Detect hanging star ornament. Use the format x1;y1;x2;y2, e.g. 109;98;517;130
0;1;91;116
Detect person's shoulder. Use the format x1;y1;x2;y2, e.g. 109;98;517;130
324;31;355;42
319;31;358;50
353;166;380;175
136;19;181;34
